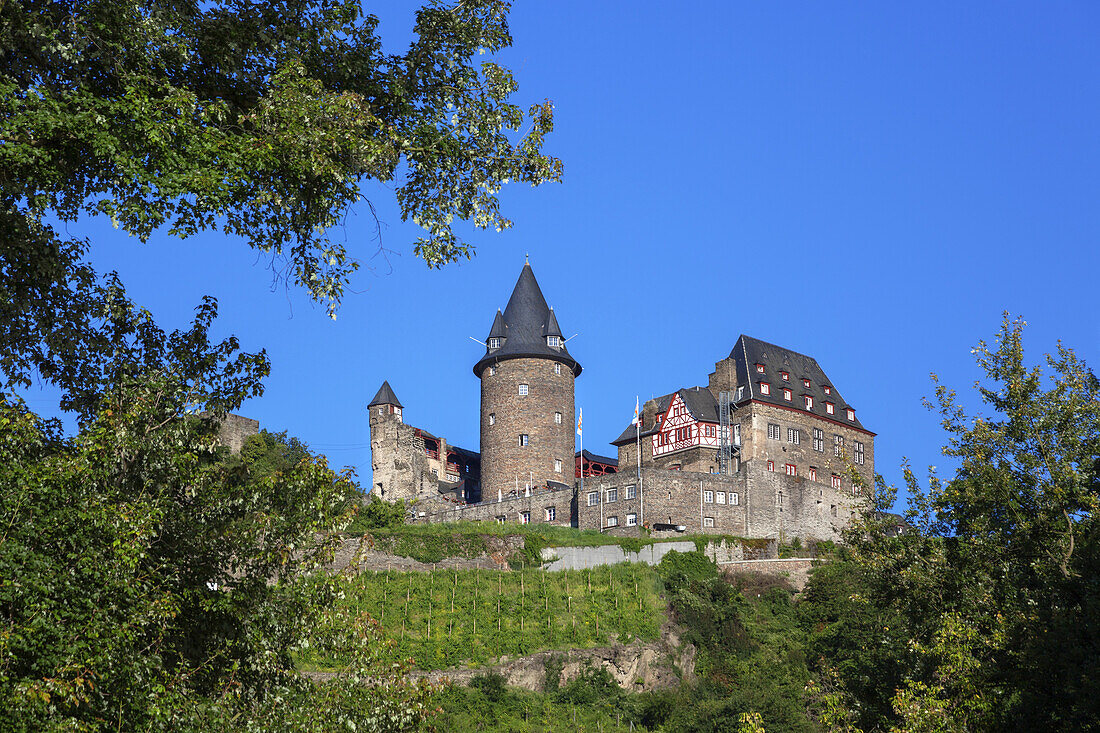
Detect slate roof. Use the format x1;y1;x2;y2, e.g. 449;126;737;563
575;448;619;467
368;380;403;408
473;263;581;377
730;335;870;433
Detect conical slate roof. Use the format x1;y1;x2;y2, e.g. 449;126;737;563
368;380;403;408
473;263;581;377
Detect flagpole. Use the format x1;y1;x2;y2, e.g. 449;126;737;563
634;396;643;527
577;407;583;523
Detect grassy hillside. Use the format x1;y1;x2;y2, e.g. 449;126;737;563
304;563;664;670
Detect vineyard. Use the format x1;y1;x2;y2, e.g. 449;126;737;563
306;563;665;670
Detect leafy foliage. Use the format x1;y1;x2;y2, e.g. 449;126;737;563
1;0;562;391
0;298;432;731
802;316;1100;731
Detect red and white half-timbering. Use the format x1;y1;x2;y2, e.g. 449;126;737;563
651;392;728;457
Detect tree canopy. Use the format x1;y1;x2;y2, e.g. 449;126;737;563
1;0;561;390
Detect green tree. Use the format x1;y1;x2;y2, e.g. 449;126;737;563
809;316;1100;731
1;0;561;389
0;293;432;730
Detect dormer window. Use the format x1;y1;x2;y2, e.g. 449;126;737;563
488;337;501;349
760;382;771;395
547;335;561;348
755;363;764;374
823;385;832;395
737;386;744;400
802;378;811;389
825;401;835;415
781;371;789;381
783;388;792;401
804;396;813;409
847;408;856;421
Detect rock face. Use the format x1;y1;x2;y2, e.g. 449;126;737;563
422;621;695;694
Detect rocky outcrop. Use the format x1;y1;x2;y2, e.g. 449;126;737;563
421;621;694;693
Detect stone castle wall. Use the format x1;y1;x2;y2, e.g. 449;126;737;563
480;357;574;497
214;413;260;454
369;409;432;502
413;484;576;527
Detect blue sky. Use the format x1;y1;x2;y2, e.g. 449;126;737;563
23;2;1100;509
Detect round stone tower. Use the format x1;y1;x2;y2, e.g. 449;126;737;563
473;263;581;498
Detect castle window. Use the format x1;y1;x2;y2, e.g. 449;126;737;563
545;506;556;521
489;337;501;349
803;378;811;389
378;408;384;416
810;467;818;482
768;423;781;440
555;411;562;424
831;474;841;489
554;363;561;374
730;492;739;506
781;371;789;381
520;511;530;524
834;435;844;457
519;434;529;446
519;383;528;395
760;382;771;395
716;491;726;504
606;488;618;503
847;408;856;421
496;515;506;524
703;516;715;528
785;463;797;476
787;427;800;445
704;490;714;504
587;491;599;506
783;388;792;401
606;516;618;528
831;505;838;517
547;335;561;348
737;386;744;400
489;366;496;376
489;413;495;426
824;385;832;395
554;459;562;473
625;485;636;499
627;513;637;526
755;363;764;373
825;402;835;415
855;441;865;465
813;428;824;452
804;396;813;410
767;460;775;472
778;492;784;505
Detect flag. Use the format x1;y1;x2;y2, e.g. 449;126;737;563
631;396;640;426
576;408;582;437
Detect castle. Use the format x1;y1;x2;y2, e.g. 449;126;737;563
369;263;874;541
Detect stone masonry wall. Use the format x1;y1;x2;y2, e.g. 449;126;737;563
480;357;574;497
369;410;433;503
413;485;576;527
215;413;260;454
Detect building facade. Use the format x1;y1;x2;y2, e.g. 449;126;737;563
369;265;875;541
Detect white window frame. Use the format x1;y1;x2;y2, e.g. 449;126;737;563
518;383;528;396
496;515;506;524
547;335;561;348
489;366;496;376
606;488;618;503
810;467;817;482
716;491;726;505
760;382;771;395
813;427;824;452
554;363;561;374
767;460;775;472
804;396;813;410
703;516;715;528
489;413;495;426
787;427;800;445
704;490;714;504
625;485;636;500
730;492;739;506
488;337;500;349
768;423;781;440
519;434;529;446
545;506;556;522
554;459;562;473
555;411;562;424
783;388;792;401
520;511;530;525
606;516;618;528
831;475;841;489
626;513;637;526
785;463;797;477
847;408;856;421
855;441;865;465
587;491;599;506
737;386;744;400
825;402;834;415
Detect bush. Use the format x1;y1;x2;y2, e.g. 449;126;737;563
469;671;508;702
658;550;718;593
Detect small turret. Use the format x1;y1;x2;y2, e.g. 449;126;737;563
369;380;403;423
